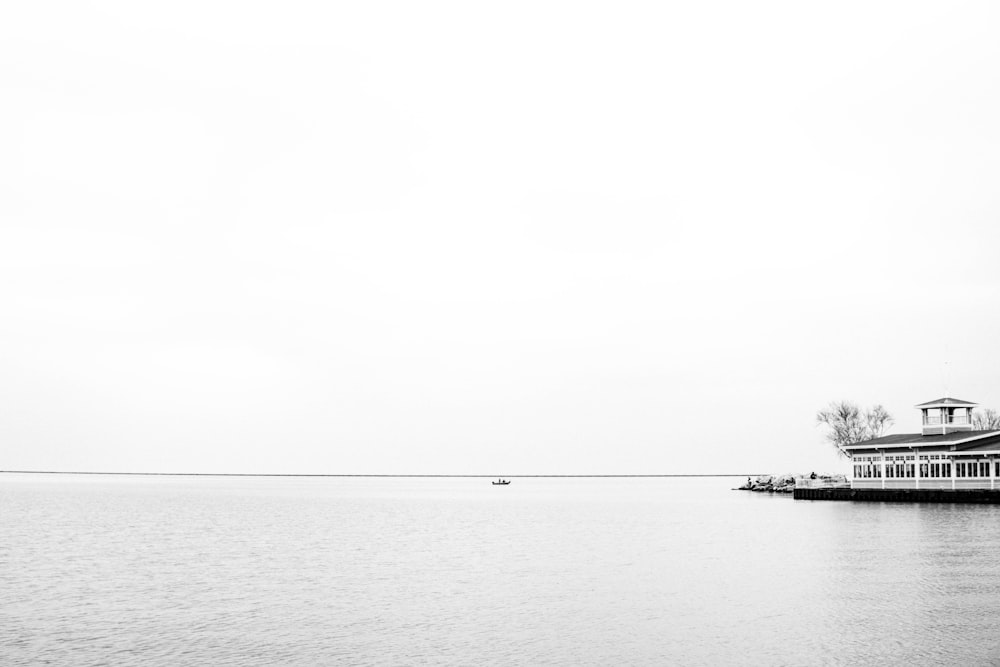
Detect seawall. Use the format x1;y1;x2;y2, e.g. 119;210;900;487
794;488;1000;503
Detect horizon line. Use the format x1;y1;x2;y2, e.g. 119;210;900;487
0;470;764;478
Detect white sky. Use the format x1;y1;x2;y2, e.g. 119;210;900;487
3;1;1000;475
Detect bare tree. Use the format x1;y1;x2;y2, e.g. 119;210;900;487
864;404;894;438
816;401;894;457
972;408;1000;430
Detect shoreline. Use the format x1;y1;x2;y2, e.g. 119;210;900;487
738;473;850;493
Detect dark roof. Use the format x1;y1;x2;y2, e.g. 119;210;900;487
914;397;977;407
954;435;1000;452
843;431;1000;449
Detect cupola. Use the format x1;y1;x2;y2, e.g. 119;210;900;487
915;397;977;436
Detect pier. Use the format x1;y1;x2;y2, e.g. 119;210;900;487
794;488;1000;503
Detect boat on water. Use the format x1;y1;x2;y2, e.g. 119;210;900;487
492;479;510;485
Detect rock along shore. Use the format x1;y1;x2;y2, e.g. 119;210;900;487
737;473;849;493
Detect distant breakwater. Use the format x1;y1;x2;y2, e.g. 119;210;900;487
0;471;766;478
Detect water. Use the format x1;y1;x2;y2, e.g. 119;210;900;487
4;474;1000;666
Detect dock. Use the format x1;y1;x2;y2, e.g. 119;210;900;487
794;488;1000;503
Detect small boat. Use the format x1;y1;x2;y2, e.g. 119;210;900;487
492;479;510;485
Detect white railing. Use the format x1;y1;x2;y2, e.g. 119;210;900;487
797;476;850;489
923;415;970;425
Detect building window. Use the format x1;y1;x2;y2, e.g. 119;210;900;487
920;464;929;478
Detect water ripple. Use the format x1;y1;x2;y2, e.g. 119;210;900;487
4;476;1000;665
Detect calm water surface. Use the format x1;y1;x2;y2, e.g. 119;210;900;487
3;474;1000;666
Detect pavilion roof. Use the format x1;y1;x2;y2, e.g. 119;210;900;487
842;431;1000;450
914;397;978;408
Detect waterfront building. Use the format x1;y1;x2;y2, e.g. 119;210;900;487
843;397;1000;490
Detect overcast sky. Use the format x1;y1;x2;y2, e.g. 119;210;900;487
3;1;1000;475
